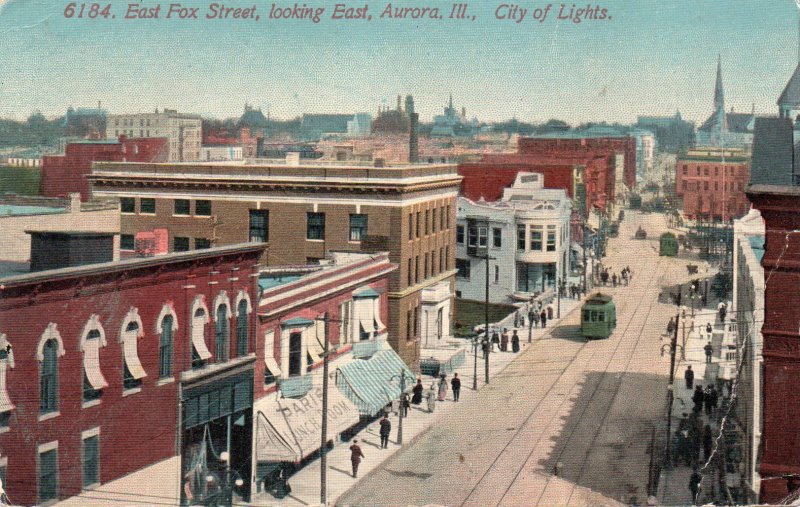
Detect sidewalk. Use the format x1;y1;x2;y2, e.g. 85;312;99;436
250;296;585;507
658;304;729;506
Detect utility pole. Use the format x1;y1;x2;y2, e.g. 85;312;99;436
390;369;412;444
320;312;330;506
557;275;562;319
664;292;682;468
484;252;491;385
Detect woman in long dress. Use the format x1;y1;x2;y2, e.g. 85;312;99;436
411;379;423;404
437;375;448;401
426;383;437;412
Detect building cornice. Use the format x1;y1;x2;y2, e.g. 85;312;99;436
387;270;456;298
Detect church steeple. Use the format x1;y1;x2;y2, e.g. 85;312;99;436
714;54;725;114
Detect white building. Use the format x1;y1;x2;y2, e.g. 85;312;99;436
455;172;572;304
731;208;765;502
346;113;372;137
106;109;202;162
200;145;243;161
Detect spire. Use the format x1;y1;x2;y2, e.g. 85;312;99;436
448;93;453;111
714;54;725;114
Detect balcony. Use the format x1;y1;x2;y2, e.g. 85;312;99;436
278;374;313;398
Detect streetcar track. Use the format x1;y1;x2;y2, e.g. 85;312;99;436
457;250;664;507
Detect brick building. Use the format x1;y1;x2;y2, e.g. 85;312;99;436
675;147;750;221
0;243;265;506
106;110;202;162
41;137;168;201
89;160;461;369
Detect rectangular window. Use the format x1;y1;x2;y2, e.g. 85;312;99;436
349;214;368;242
467;226;478;247
432;208;438;233
249;210;269;242
83;434;99;488
415;256;420;284
441;206;447;230
195;200;212;216
431;250;437;277
456;259;471;278
416;211;421;238
174;237;190;252
493;228;502;248
288;332;303;377
714;182;719;191
140;198;155;214
194;238;211;249
494;265;499;284
339;301;352;344
413;307;419;337
406;310;413;340
456;225;465;244
407;258;413;286
704;181;709;191
424;253;429;279
715;167;719;176
408;214;413;240
174;199;190;215
683;181;688;191
547;225;557;252
446;205;451;229
120;234;135;251
704;167;709;177
424;209;430;235
307;212;325;240
445;246;449;270
518;225;526;251
120;197;135;214
39;448;58;503
530;226;543;251
439;247;444;273
478;227;488;247
682;165;687;175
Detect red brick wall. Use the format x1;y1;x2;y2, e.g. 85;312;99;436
676;159;750;220
0;247;262;505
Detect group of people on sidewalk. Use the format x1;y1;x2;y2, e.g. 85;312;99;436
410;373;462;413
598;266;632;287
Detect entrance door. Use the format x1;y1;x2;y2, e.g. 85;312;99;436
288;332;302;377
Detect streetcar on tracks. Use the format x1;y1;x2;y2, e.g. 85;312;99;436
580;293;617;339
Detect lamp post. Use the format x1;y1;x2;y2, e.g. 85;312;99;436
663;291;683;468
472;330;479;391
480;252;496;385
390;369;414;445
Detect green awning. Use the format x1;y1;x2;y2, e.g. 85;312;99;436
353;287;380;299
336;349;416;416
281;317;314;329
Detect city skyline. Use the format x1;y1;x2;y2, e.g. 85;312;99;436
0;0;798;124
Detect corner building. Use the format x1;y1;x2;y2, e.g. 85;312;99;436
89;160;462;369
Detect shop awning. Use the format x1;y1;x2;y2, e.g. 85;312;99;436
255;372;360;462
336;348;415;416
83;338;109;390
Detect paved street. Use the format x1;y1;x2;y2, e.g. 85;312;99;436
338;211;710;507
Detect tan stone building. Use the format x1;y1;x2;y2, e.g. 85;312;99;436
89;159;461;368
106;109;202;162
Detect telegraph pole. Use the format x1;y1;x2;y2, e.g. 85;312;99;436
664;292;682;467
483;253;495;385
320;312;330;506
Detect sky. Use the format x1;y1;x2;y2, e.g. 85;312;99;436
0;0;798;125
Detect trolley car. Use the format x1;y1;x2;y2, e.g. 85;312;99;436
659;232;679;256
581;293;617;339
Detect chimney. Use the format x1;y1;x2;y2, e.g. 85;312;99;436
409;112;419;163
68;193;82;212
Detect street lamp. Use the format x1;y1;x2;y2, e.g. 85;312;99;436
390;370;414;445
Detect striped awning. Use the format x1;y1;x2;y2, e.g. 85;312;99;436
336;348;415;416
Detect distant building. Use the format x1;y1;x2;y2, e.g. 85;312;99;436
41;137;168;200
372;96;411;135
106;109;202;162
430;95;479;138
200;145;243;161
298;114;352;141
676;147;750;221
455;172;572;304
636;112;695;153
63;105;107;138
347;113;373;137
89;158;462;369
238;103;269;130
696;57;755;149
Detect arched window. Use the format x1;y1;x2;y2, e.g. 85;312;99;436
159;316;174;378
0;333;15;427
120;309;146;391
216;305;229;362
236;299;249;357
156;303;178;379
40;340;59;414
191;297;212;370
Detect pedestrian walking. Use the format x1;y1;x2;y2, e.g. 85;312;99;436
520;314;526;328
708;386;718;415
451;373;461;402
626;266;632;282
400;392;410;417
667;317;676;337
481;338;489;359
704;342;713;364
704;386;714;416
684;365;694;389
692;385;704;413
426;383;437;413
511;329;520;353
411;379;423;405
547;305;553;320
612;273;618;287
718;302;727;323
540;309;547;328
689;469;702;504
379;415;391;449
349;440;365;478
500;328;509;352
702;424;713;461
491;330;500;351
438;374;448;401
532;310;540;328
706;322;713;339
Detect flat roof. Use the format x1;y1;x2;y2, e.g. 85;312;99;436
0;204;66;217
0;243;266;286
